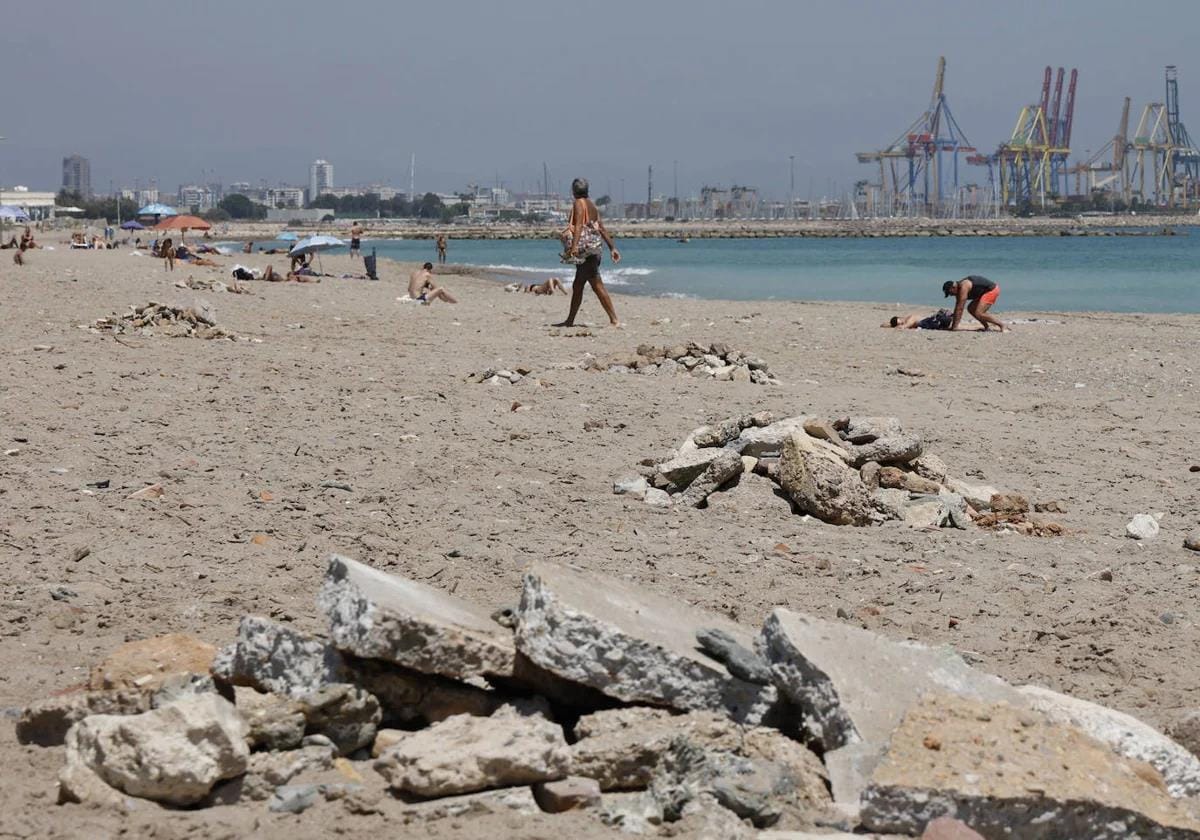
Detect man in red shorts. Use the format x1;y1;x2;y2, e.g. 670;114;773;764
943;276;1007;332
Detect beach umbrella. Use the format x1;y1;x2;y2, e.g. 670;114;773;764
277;231;299;242
154;214;212;242
288;234;345;272
138;203;178;217
120;219;145;230
0;205;30;221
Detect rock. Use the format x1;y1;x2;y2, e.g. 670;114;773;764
373;704;570;796
371;728;406;758
943;478;999;511
692;417;746;448
644;488;672;508
702;354;723;368
1127;514;1161;541
212;614;343;696
346;654;501;727
740;455;758;474
598;790;667;834
779;432;877;526
911;454;949;483
58;762;132;810
613;475;649;500
731;416;816;459
235;688;306;751
515;562;777;724
860;461;881;490
922;816;986;840
873;488;910;521
990;493;1030;515
395;786;539;820
761;608;1021;803
571;708;731;790
534;776;602;812
151;672;217;708
839;417;923;467
666;344;688;360
656;447;725;486
713;365;735;381
89;633;216;692
731;365;751;383
658;358;680;376
61;694;249;806
677;449;743;507
238;745;334;800
1034;499;1067;513
904;500;948;529
297;684;381;755
802;418;844;446
1018;684;1200;798
860;694;1200;839
17;689;151;747
268;783;321;814
750;369;775;385
318;554;515;679
879;466;942;495
695;627;772;684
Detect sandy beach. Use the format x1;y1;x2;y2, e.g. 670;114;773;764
2;245;1199;837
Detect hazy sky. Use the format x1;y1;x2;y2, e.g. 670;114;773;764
4;0;1198;200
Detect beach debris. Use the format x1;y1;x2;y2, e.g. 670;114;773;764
27;554;1197;834
859;694;1200;838
175;276;249;294
626;413;1059;535
92;301;238;340
89;633;217;692
126;483;164;501
612;475;649;499
1185;531;1200;552
1126;513;1162;541
467;366;533;385
61;694;249;806
514;561;778;724
583;342;780;384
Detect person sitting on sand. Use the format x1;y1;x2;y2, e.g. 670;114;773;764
13;245;26;265
556;177;621;327
526;277;566;295
20;226;36;249
243;241;254;254
883;310;952;330
408;262;458;304
942;275;1008;332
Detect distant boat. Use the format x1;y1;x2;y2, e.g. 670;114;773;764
677;237;690;243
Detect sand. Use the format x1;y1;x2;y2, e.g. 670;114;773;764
2;243;1199;837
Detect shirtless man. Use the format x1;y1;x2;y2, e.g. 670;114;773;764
349;222;364;260
525;277;566;295
435;234;447;265
408;262;457;304
882;310;951;330
942;275;1008;332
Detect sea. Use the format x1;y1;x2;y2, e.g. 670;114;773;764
291;232;1200;314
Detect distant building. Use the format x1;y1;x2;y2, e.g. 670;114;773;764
178;184;216;212
309;159;334;203
62;155;92;198
266;187;306;209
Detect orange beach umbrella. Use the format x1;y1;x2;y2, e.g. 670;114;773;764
154;214;211;231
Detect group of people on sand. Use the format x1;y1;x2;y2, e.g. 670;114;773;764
884;275;1008;332
5;226;38;264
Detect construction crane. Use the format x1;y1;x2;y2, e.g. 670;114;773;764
1067;97;1131;201
1129;66;1200;206
985;66;1077;208
855;56;976;217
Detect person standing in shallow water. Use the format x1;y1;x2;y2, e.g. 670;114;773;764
556;177;621;327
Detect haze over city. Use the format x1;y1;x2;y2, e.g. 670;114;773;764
4;0;1199;200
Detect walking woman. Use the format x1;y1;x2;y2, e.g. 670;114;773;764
556;177;621;327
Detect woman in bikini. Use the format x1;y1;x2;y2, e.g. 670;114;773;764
555;177;621;327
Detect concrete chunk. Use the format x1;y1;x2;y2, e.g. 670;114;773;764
1018;684;1200;798
656;447;724;486
17;689;152;747
761;609;1020;753
374;705;569;797
860;694;1200;839
515;562;777;724
212;614;343;696
318;554;515;679
677;449;744;507
779;432;877;525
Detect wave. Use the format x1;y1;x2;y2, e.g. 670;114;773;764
478;263;653;287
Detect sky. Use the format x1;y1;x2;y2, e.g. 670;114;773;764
4;0;1199;201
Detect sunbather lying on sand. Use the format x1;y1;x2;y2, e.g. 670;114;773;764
190;256;220;267
526;277;566;295
883;310;952;330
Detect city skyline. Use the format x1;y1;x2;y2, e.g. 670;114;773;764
3;1;1199;202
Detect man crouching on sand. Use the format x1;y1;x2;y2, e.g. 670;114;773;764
408;262;458;305
943;275;1008;332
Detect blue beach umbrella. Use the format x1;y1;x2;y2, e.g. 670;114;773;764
0;205;30;221
288;234;345;271
120;219;146;230
137;203;178;217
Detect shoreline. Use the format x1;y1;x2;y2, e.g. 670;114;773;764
213;215;1200;241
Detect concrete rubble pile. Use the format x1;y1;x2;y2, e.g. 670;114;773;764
19;553;1200;836
91;300;237;340
466;366;536;386
583;342;781;385
615;412;1064;532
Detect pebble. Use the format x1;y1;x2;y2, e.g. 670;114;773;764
1184;531;1200;553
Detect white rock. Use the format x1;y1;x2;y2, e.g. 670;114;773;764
1126;514;1160;541
613;475;649;500
943;477;998;511
61;694;249;806
644;488;672;508
374;705;569;796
